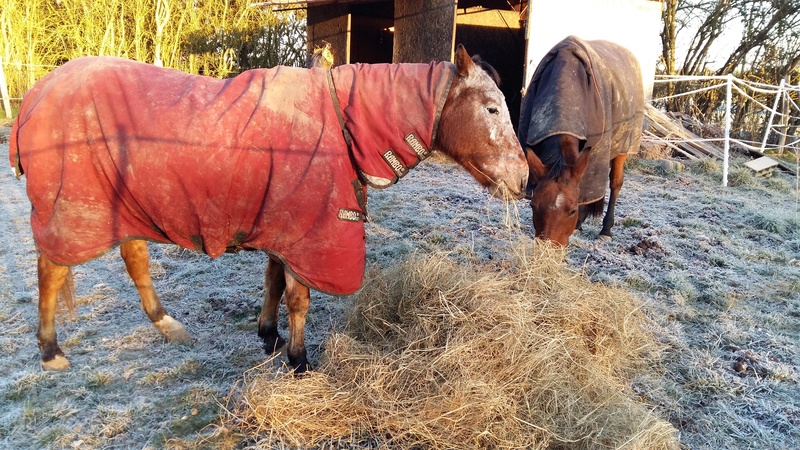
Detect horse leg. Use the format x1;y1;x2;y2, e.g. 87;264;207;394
599;154;628;239
37;253;71;371
120;240;191;343
258;258;311;372
284;272;312;373
258;257;287;354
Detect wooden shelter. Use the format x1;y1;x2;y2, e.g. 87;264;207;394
261;0;662;127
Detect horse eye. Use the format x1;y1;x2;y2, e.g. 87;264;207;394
568;209;578;217
487;107;499;115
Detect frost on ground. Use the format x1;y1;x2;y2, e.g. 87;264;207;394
0;140;798;449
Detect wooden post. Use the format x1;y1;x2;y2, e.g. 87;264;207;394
0;57;12;119
393;0;455;63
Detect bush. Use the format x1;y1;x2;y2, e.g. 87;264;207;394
0;0;307;103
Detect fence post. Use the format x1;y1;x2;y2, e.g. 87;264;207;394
723;74;733;187
0;57;12;119
776;80;791;156
760;78;785;154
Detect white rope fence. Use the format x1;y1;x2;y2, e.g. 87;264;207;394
652;74;800;186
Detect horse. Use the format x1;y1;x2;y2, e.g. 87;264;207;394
10;44;528;373
307;41;335;69
518;36;644;247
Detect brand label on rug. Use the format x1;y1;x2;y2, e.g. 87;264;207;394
404;133;429;159
338;208;364;222
382;149;408;177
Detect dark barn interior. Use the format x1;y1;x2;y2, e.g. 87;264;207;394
305;0;527;127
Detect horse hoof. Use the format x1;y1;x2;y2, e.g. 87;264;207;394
293;364;313;376
155;315;192;344
41;354;70;371
291;360;313;375
598;235;612;242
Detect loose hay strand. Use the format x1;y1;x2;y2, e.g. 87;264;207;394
228;237;678;449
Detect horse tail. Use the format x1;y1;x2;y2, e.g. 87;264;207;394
584;197;606;217
58;268;77;319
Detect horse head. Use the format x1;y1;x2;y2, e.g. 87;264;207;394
435;45;527;201
526;135;591;247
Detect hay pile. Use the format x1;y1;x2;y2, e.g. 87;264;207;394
229;238;678;449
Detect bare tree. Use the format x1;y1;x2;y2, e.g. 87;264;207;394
659;0;800;138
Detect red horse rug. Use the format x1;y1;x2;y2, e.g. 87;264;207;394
11;57;454;295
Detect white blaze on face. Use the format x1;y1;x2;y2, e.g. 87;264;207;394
489;122;498;141
552;192;566;210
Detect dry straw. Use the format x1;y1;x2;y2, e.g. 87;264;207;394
228;238;678;449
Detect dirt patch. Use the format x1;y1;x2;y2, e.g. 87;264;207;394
0;139;798;448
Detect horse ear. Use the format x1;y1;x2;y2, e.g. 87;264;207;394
570;148;592;179
526;148;548;180
454;44;475;77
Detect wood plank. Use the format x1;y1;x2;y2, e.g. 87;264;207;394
642;130;698;160
645;104;798;177
645;104;724;159
744;156;779;172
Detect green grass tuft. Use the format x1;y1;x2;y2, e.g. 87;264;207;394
690;158;719;175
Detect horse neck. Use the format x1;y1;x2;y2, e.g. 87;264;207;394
331;62;455;188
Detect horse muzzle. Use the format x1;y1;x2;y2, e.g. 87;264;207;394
491;179;526;201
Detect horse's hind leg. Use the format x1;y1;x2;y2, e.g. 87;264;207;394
37;253;71;371
120;240;191;343
599;154;628;239
258;257;287;353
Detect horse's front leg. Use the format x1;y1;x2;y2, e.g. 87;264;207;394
284;272;312;373
600;154;628;239
120;240;191;343
258;257;287;353
37;252;71;371
258;257;312;373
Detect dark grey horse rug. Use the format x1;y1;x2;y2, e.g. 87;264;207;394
10;57;454;294
518;35;644;203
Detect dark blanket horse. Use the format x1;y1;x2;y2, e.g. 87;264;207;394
11;45;528;372
519;35;644;246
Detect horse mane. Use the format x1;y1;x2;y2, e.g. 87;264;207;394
535;135;567;180
471;54;501;87
307;42;334;69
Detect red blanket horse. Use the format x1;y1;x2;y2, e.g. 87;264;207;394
11;45;527;372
